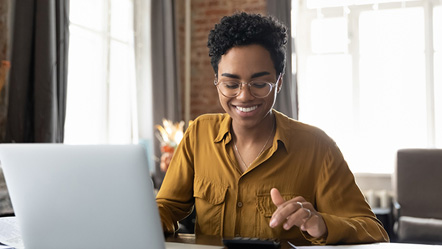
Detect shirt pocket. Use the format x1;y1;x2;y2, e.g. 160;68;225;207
256;193;309;239
193;177;228;236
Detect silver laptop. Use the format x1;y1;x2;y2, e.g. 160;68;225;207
0;144;165;249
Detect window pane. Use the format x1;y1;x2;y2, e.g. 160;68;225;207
65;26;108;144
359;8;424;55
108;40;135;144
110;0;134;42
70;0;106;32
311;17;348;53
299;54;353;148
66;0;137;145
358;7;426;173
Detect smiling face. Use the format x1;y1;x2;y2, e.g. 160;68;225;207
216;44;282;129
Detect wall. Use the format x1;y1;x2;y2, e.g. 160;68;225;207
175;0;268;120
355;173;393;209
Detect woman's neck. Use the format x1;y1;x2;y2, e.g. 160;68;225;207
232;113;276;172
232;112;275;145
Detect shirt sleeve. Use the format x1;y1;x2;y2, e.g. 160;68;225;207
156;124;196;234
304;142;389;245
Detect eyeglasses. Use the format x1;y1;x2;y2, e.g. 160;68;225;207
214;74;282;98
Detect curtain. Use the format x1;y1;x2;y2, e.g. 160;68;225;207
267;0;298;120
4;0;69;143
134;0;155;178
0;0;13;142
150;0;181;187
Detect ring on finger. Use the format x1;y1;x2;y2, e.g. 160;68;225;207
304;208;312;220
296;201;303;209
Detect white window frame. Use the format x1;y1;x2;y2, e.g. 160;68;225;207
293;0;441;173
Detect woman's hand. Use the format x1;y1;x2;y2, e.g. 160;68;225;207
269;188;327;239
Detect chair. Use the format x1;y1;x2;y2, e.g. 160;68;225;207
393;149;442;244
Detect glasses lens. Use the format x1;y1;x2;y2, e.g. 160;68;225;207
218;82;240;97
250;82;272;98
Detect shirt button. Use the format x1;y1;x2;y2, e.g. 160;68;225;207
237;201;243;208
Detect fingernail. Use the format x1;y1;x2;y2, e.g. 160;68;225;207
283;223;290;230
269;219;276;228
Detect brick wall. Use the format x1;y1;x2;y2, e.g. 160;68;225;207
175;0;268;120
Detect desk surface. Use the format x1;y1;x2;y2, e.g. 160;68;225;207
2;217;441;249
165;234;442;249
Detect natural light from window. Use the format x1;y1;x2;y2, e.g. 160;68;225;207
65;0;136;145
435;5;442;147
294;0;441;174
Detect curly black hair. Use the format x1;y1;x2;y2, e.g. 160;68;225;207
207;12;288;77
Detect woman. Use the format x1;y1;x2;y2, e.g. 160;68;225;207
156;12;389;245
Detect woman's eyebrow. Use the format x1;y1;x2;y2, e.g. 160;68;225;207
220;71;271;79
251;71;270;78
220;73;240;79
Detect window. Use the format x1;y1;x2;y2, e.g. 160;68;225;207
65;0;137;144
293;0;442;173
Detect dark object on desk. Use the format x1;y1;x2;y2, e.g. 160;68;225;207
178;208;196;234
223;237;281;249
373;208;394;241
394;149;442;244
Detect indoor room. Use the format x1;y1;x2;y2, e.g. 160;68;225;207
0;0;441;248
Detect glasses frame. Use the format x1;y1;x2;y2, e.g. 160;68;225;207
214;73;282;98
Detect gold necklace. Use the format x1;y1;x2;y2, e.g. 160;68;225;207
233;119;275;169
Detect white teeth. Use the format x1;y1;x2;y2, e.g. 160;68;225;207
236;106;258;113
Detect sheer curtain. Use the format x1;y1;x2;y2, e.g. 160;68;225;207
134;0;156;179
5;0;69;143
146;0;181;187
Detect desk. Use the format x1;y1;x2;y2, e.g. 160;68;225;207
166;234;442;249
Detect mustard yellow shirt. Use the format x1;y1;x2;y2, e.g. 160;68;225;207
156;110;389;245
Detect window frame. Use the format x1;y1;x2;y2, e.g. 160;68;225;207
293;0;441;173
65;0;138;145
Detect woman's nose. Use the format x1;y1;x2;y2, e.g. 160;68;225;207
236;83;255;100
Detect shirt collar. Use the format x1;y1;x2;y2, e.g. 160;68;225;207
214;113;232;143
273;110;291;153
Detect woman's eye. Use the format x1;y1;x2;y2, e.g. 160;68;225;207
252;82;268;89
224;82;240;89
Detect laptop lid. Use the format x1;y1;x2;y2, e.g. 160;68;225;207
0;144;165;249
